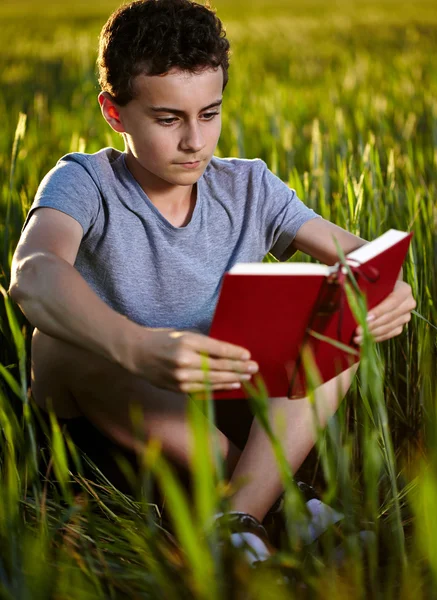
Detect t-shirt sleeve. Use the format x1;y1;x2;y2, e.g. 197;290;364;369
255;159;321;261
22;156;101;238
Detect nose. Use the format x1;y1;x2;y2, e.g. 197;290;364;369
179;119;205;152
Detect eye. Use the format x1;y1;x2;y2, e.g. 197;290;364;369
157;117;178;126
157;112;220;127
202;111;220;120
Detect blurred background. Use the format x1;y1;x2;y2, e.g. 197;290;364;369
0;0;436;597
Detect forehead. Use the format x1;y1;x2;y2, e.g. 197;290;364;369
131;67;224;110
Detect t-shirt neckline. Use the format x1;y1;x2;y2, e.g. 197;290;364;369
120;153;202;233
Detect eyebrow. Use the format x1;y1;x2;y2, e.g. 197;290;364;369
148;99;223;115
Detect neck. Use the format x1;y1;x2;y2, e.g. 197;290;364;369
124;151;194;207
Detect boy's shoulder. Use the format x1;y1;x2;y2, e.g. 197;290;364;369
53;146;122;172
206;155;267;178
204;156;291;202
41;147;125;194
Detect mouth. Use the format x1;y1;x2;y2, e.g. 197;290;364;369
176;160;202;168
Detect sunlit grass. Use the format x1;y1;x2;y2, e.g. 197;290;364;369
0;0;436;597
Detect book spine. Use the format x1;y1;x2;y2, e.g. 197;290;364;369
288;271;342;398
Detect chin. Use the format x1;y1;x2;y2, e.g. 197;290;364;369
170;168;206;183
175;175;203;185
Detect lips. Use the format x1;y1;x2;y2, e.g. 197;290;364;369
176;160;202;169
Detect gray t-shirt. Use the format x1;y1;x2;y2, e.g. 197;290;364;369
23;147;320;334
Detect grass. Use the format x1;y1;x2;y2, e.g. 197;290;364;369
1;0;437;597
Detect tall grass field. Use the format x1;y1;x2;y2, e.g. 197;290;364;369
1;0;436;597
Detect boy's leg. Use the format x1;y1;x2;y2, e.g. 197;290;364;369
227;364;358;522
32;329;357;524
31;329;243;484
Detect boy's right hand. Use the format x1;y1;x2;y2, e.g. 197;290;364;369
127;328;259;393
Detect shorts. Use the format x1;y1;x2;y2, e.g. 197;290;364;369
34;398;254;504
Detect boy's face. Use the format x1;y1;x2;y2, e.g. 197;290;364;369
99;67;223;188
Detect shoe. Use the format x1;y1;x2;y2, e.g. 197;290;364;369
264;482;375;562
264;481;344;547
212;511;275;567
266;481;320;516
296;480;321;502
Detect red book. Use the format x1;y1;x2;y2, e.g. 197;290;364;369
209;229;413;400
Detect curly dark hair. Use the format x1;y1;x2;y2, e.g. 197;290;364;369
97;0;231;106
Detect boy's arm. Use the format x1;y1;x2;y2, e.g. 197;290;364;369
9;208;257;392
288;218;416;343
288;218;368;264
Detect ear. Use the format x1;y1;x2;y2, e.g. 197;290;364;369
98;92;126;133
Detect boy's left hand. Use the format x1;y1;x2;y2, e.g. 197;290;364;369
353;280;416;344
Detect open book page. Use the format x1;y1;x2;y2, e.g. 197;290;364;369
229;230;411;276
346;229;411;264
229;263;332;275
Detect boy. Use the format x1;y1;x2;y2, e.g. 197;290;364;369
9;0;415;562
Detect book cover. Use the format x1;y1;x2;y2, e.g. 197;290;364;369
209;230;413;400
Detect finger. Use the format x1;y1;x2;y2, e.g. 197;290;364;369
368;283;415;320
373;325;405;343
372;314;411;341
355;295;415;336
354;315;411;344
182;332;252;360
183;356;259;374
169;344;258;374
173;368;254;385
368;310;412;339
178;381;244;393
366;293;401;322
